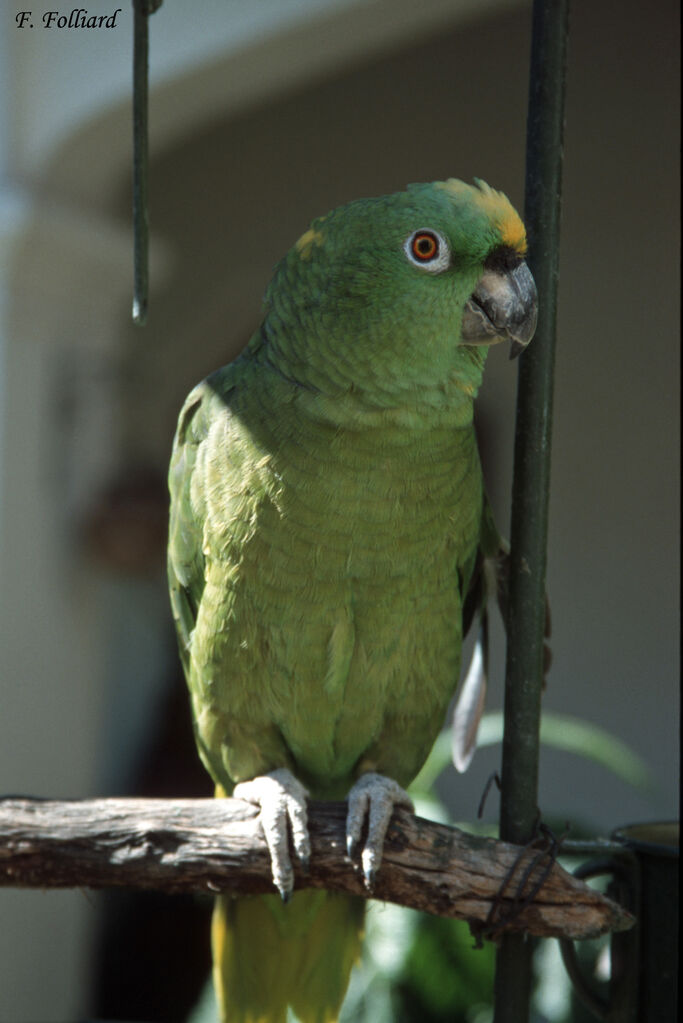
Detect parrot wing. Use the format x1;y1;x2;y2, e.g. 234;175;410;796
453;492;506;772
453;494;551;772
167;375;233;675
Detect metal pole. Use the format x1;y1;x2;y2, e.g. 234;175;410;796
131;1;162;325
493;1;569;1020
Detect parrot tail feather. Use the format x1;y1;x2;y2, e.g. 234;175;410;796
212;889;365;1023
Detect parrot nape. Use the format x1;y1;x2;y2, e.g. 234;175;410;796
167;178;537;1023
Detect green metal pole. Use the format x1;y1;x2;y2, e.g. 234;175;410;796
493;1;569;1020
131;1;162;325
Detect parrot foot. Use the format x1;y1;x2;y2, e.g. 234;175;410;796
345;772;413;891
233;768;310;902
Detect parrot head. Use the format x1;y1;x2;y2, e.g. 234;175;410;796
261;178;537;409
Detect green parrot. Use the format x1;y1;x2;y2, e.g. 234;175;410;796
167;177;537;1023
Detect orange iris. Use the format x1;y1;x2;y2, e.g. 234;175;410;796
411;231;439;261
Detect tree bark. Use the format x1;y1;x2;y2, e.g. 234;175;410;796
0;796;632;940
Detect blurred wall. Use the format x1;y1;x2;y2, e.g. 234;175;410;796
0;0;679;1019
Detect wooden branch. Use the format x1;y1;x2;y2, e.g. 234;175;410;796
0;796;632;941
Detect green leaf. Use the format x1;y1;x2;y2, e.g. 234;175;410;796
412;710;654;803
409;730;453;796
477;711;654;790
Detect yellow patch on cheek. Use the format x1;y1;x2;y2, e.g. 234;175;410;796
295;227;325;260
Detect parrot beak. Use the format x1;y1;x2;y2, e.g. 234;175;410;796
460;260;538;358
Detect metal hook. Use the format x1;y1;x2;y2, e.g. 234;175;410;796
558;854;635;1021
132;0;163;325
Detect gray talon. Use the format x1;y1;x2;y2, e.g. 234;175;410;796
233;768;310;899
345;772;413;886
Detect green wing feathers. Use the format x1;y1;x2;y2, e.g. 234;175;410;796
167;386;207;674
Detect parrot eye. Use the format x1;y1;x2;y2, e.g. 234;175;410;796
404;229;450;273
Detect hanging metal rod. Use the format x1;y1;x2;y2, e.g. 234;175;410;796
132;0;163;326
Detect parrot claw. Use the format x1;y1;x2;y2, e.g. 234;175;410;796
233;768;310;901
345;772;413;891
